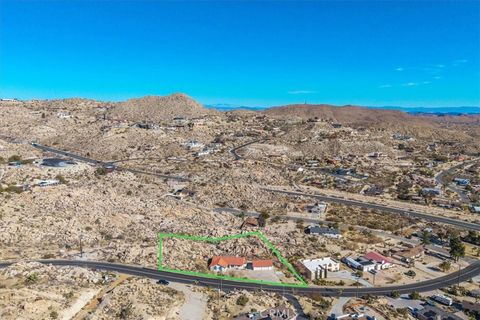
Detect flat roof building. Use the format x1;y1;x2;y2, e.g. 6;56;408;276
302;257;340;280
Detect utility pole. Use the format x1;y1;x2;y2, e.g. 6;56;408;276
79;235;83;258
457;264;461;288
356;275;360;299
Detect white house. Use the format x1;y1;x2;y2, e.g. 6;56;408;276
209;256;246;272
302;257;340;280
185;140;204;149
36;179;60;187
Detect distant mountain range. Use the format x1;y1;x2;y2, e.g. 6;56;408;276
367;106;480;115
205;103;265;111
206;103;480;115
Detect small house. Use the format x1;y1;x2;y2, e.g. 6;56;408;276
304;225;342;238
363;251;393;269
453;178;470;186
251;259;273;271
305;202;327;215
209;256;246;272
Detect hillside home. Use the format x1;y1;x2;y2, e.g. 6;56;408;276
37;179;60;187
209;256;246;272
305;202;327;215
304;225;342;238
453;178;470;186
392;245;424;263
363;252;393;269
469;205;480;214
251;260;273;271
302;257;340;280
421;188;441;196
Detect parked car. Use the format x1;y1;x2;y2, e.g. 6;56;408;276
157;279;169;285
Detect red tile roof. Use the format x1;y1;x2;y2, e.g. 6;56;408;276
252;259;273;268
363;251;392;264
209;256;246;268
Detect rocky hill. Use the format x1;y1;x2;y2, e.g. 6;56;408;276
263;103;436;128
109;93;217;122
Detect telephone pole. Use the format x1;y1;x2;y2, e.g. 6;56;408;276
79;235;83;258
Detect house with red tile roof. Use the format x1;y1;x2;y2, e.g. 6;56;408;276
251;259;273;271
209;256;247;272
363;251;393;269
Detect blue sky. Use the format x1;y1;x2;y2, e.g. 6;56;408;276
0;0;479;108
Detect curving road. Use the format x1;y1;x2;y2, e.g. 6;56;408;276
435;158;480;203
1;259;479;297
31;143;190;182
262;187;480;232
229;138;268;160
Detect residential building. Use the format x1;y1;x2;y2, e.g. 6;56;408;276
413;305;463;320
241;217;259;229
469;205;480;214
185;140;204;149
393;245;424;263
363;252;393;269
431;294;453;306
354;257;377;272
342;257;363;270
37;179;60;187
305;202;327;215
209;256;246;272
421;188;441;196
336;168;353;176
364;185;383;196
302;257;340;280
251;260;273;271
304;225;342;238
453;178;470;186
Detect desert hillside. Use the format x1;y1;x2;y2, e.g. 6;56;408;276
263;104;436;128
109;93;218;122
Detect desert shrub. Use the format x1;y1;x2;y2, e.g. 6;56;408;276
25;272;39;284
55;175;68;184
8;155;21;162
236;295;249;306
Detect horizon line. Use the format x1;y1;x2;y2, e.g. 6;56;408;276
1;96;479;112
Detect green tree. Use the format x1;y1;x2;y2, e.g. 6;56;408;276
449;235;466;262
391;291;400;298
409;291;421;300
439;260;452;272
421;230;431;245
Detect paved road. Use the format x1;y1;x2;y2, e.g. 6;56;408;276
213;207;469;262
262;187;480;232
229;138;268;160
1;259;479;297
31;143;190;182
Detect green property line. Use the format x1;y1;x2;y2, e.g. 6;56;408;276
157;231;308;287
